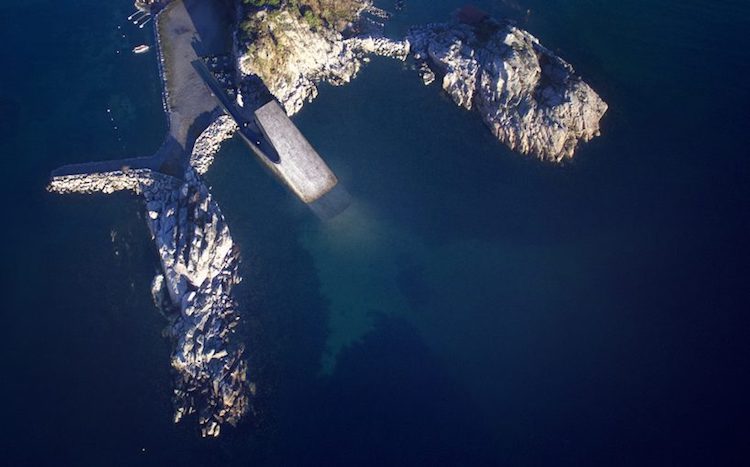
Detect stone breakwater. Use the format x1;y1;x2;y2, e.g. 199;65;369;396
349;36;410;61
190;115;238;175
408;20;608;162
47;116;251;437
47;169;157;195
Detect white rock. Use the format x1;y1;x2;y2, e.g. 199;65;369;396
48;117;252;437
190;115;238;175
238;9;409;116
408;21;608;162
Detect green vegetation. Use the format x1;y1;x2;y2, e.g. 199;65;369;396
294;0;365;30
238;0;366;84
243;0;281;7
302;8;322;30
241;0;365;33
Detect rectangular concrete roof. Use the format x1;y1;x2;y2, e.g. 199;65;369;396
253;101;338;203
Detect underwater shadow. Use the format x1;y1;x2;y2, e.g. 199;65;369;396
278;313;500;466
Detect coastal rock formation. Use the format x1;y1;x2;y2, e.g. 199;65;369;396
190;115;238;175
143;166;250;437
47;115;251;437
408;20;608;162
237;6;408;115
349;35;410;60
238;8;357;115
236;5;605;161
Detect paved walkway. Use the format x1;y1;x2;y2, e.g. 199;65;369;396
157;0;226;148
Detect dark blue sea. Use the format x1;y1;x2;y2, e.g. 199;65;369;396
2;0;749;465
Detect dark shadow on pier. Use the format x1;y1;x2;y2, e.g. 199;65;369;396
50;135;183;178
183;0;233;56
49;123;220;182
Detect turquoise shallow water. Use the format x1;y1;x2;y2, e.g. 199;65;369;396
2;0;750;465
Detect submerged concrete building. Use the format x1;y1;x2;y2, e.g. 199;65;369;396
253;101;338;204
192;55;344;212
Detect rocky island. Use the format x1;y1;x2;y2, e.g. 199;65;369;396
46;0;608;438
408;17;608;162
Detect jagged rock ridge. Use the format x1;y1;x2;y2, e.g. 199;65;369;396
409;19;608;162
145;167;251;437
48;116;250;437
237;6;606;161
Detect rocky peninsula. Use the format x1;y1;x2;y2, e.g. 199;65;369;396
145;163;250;438
48;0;252;437
48;119;250;437
235;2;607;161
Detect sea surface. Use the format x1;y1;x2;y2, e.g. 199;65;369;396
1;0;749;465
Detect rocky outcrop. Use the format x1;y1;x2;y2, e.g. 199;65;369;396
237;7;605;161
408;20;608;162
418;62;436;85
349;36;410;60
238;9;359;115
238;9;408;115
143;166;250;437
47;115;252;437
190;115;238;175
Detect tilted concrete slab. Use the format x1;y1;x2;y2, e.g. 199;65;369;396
253;101;338;203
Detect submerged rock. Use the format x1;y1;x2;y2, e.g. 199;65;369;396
408;19;608;162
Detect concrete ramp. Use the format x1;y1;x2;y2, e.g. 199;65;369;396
254;101;338;203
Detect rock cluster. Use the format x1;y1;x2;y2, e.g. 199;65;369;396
48;115;251;437
190;115;238;175
408;20;608;162
418;62;436;85
349;36;410;60
47;169;156;195
143;167;250;437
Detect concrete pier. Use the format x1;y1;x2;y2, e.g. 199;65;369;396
253;101;338;203
156;0;224;148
